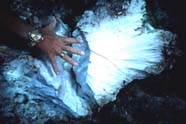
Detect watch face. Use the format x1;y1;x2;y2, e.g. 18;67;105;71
28;30;44;46
31;33;42;41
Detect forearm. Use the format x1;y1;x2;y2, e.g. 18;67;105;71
0;6;34;41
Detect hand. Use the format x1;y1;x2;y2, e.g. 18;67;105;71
36;18;84;75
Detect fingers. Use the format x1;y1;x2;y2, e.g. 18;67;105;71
62;46;84;55
62;54;78;66
49;52;80;75
46;36;83;74
60;37;82;44
49;54;60;75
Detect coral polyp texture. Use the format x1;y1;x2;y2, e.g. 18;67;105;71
72;0;175;106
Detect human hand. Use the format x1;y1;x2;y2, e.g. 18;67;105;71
36;18;84;75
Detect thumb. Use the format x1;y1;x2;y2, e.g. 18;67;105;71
49;54;60;75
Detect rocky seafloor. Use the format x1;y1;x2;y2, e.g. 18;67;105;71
0;0;186;124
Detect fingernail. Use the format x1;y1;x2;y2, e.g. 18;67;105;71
56;71;60;75
81;51;85;55
79;39;84;43
74;62;78;66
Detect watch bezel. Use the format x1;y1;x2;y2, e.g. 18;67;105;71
28;29;44;47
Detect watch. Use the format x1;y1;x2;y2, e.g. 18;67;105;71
28;29;44;47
